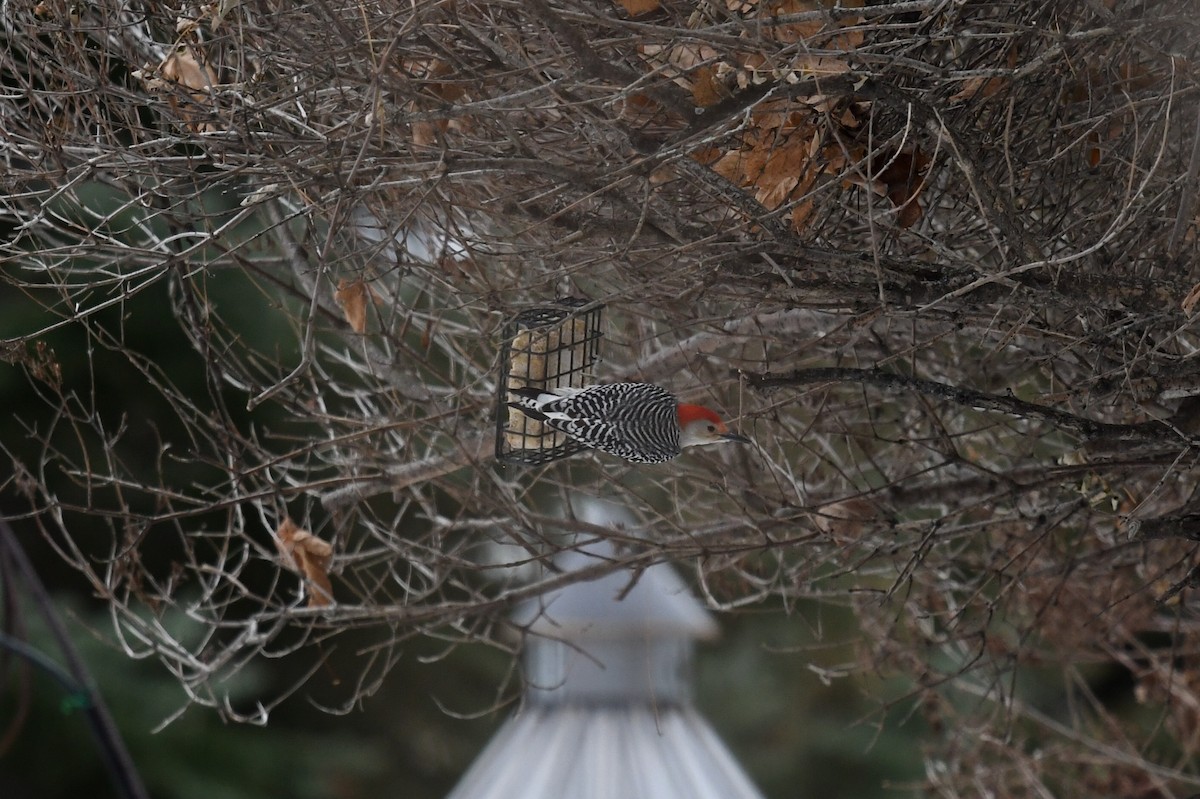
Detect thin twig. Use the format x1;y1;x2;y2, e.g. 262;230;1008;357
742;366;1172;443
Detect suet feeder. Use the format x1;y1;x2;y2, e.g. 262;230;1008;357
495;298;604;465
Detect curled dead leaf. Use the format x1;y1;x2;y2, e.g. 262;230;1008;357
274;518;334;607
753;136;809;209
812;497;876;539
691;65;728;108
615;0;660;15
0;340;63;391
614;92;688;136
873;147;931;228
160;47;216;95
401;59;472;145
950;76;1009;103
335;278;378;334
763;0;824;44
143;47;219;132
1181;282;1200;316
34;0;79;21
401;58;468;103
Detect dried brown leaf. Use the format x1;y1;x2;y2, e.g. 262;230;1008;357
691;144;723;166
335;278;377;334
876;148;931;228
754;136;808;209
402;58;468;103
763;0;824;44
691;65;727;108
710;149;749;184
615;0;660;15
160;47;216;95
275;518;334;607
950;76;1009;103
1181;282;1200;316
411;120;438;147
790;197;816;231
153;47;219;132
813;497;876;539
1;340;62;391
615;92;687;136
893;193;923;228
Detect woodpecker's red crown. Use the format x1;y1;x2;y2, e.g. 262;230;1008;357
677;403;726;432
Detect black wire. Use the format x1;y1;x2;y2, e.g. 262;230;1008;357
0;518;150;799
0;632;92;708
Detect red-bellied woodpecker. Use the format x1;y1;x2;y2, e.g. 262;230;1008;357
508;383;751;463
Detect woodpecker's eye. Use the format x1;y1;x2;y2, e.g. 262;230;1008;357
707;424;716;433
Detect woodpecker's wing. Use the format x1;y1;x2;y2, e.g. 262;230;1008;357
537;383;674;418
510;383;681;462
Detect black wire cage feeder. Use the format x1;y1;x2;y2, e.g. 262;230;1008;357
495;298;605;465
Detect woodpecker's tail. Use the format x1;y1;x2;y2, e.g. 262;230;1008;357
507;403;548;422
507;386;554;422
509;386;548;404
507;392;546;420
508;385;585;408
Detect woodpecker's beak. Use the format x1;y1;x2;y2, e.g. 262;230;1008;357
720;432;752;444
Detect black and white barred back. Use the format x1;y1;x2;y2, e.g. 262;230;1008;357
508;383;682;463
